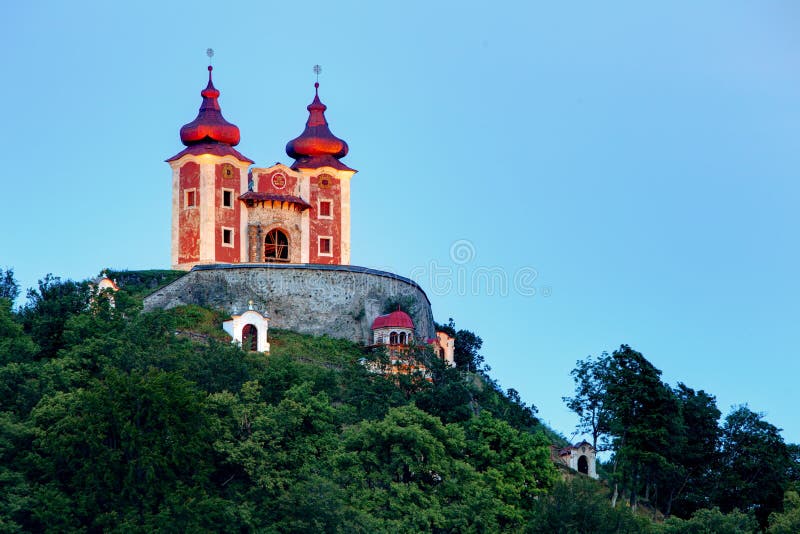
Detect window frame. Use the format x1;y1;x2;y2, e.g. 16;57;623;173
222;188;235;209
221;226;234;248
318;236;333;257
184;188;198;209
318;199;333;219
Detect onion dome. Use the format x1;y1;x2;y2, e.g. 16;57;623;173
168;66;252;163
371;310;415;330
180;66;241;146
286;83;354;171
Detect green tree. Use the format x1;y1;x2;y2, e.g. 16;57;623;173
528;477;654;534
563;352;611;451
463;411;557;527
768;490;800;534
28;368;224;531
602;345;683;511
436;319;484;372
0;298;36;366
663;384;721;518
661;507;758;534
0;267;19;302
19;274;89;359
339;404;501;532
715;405;791;529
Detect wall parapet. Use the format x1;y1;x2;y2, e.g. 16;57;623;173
143;264;435;344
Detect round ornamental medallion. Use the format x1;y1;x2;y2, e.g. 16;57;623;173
318;173;333;188
271;173;287;189
222;163;235;179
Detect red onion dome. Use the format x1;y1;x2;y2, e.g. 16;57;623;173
286;83;349;163
179;66;241;146
371;310;415;330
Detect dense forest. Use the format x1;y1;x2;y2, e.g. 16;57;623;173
0;267;798;533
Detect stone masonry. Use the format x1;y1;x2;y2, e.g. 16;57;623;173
143;264;435;345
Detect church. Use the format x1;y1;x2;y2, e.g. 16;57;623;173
167;65;354;270
147;63;454;366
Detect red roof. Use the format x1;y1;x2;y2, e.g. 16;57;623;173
168;65;252;163
167;143;254;163
239;192;312;211
371;310;414;330
286;83;355;172
179;66;241;146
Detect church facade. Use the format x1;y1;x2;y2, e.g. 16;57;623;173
167;66;355;271
153;63;455;368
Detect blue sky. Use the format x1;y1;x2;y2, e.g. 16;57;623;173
2;1;798;444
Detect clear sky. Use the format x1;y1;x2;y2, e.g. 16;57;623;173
2;1;798;444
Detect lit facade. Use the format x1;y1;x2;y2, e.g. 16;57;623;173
168;66;355;270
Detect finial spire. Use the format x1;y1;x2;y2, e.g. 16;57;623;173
206;49;215;82
285;69;354;171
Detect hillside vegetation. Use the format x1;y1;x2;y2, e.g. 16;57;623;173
1;269;798;532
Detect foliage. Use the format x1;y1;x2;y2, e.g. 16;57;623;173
105;269;186;298
436;318;485;372
660;507;758;534
19;274;89;359
563;353;610;451
715;405;791;529
0;271;564;531
381;295;417;316
0;267;19;302
4;268;796;531
768;490;800;534
528;477;654;533
564;344;795;528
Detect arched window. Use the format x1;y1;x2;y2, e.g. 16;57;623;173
398;332;407;345
264;229;289;262
389;332;398;345
439;348;445;360
242;324;258;352
577;455;589;475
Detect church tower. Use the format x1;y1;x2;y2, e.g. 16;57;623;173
169;65;356;269
167;65;252;270
286;81;356;264
244;81;356;265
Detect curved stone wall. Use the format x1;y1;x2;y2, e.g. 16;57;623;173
143;264;435;344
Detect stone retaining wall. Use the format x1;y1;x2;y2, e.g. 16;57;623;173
143;264;435;344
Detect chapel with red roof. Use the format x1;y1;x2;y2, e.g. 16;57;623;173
168;65;355;270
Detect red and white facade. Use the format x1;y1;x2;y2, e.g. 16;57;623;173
168;66;355;270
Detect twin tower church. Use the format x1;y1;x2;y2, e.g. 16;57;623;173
168;65;354;270
150;63;455;366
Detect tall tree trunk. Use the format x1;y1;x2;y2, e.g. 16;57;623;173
652;483;659;520
629;466;639;512
610;453;620;507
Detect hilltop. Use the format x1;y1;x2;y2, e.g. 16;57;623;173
1;269;798;532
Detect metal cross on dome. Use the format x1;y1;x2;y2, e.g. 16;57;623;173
313;64;321;82
207;48;214;65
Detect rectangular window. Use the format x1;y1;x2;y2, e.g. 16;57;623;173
318;236;332;256
222;189;234;208
184;189;197;208
318;200;332;219
222;227;234;247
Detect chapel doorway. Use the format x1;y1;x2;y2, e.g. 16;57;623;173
242;324;258;352
578;455;589;475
